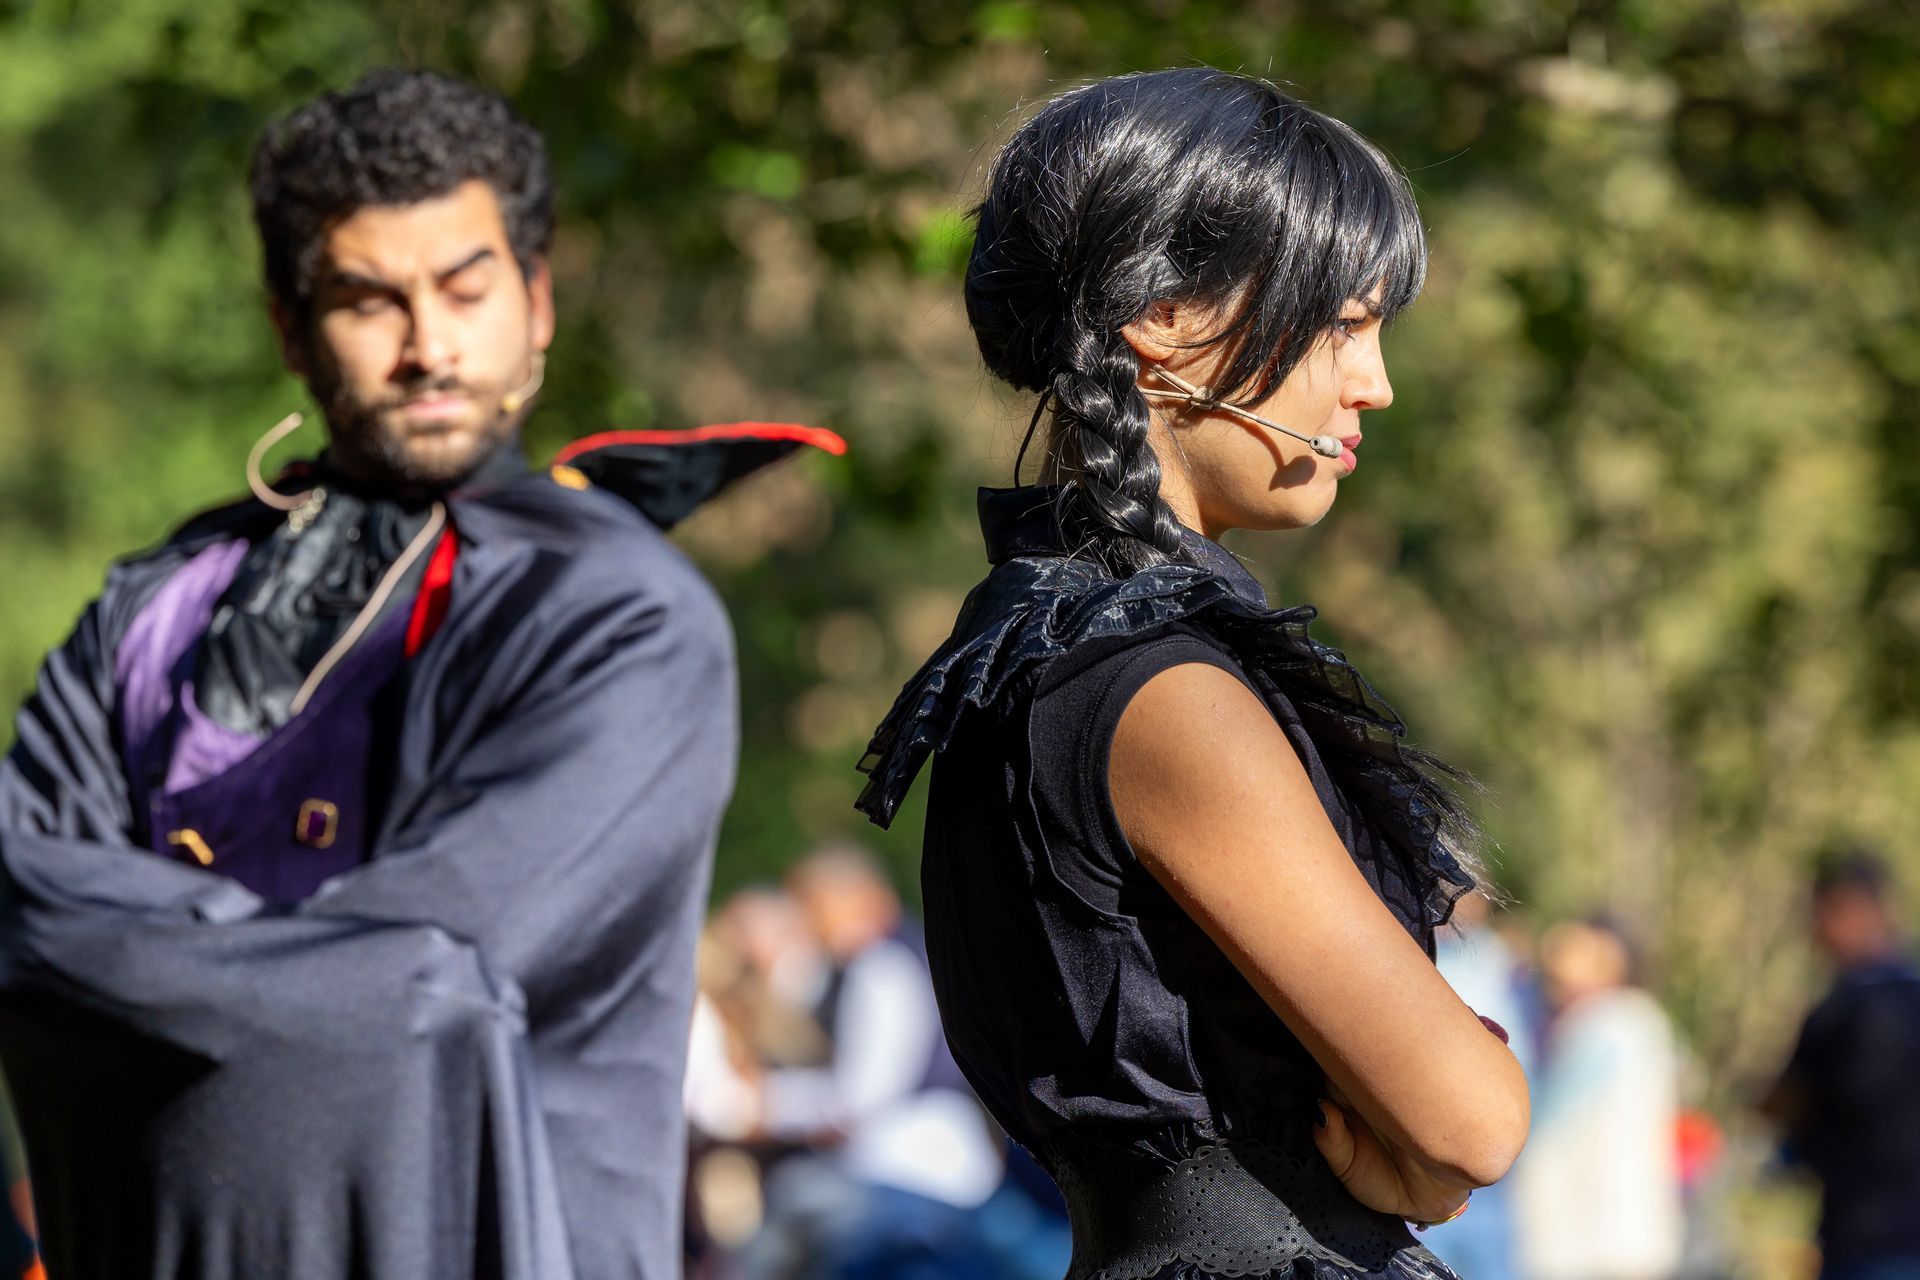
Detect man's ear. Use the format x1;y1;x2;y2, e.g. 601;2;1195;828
269;299;310;380
527;259;556;352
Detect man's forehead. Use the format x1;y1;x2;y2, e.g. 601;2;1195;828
320;179;510;281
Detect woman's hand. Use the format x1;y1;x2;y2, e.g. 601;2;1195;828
1313;1018;1509;1223
1313;1092;1471;1225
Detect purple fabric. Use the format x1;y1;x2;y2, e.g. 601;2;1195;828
116;538;251;785
164;684;266;793
141;609;405;902
114;541;409;903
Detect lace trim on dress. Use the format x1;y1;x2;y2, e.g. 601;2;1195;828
1044;1140;1460;1280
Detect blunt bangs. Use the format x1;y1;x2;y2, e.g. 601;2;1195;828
1155;75;1429;405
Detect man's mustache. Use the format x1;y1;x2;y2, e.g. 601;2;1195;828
376;377;488;412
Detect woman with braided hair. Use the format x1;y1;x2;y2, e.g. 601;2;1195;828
856;68;1528;1279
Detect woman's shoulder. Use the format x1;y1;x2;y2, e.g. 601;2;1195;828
1033;621;1255;741
1020;624;1270;909
856;551;1255;829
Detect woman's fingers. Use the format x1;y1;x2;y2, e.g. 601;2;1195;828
1313;1098;1358;1180
1316;1094;1478;1224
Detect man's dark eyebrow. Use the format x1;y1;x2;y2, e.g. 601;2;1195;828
434;247;496;282
322;248;496;295
325;269;401;294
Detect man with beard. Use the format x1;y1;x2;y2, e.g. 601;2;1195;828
0;69;839;1280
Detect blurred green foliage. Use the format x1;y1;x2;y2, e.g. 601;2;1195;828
2;0;1917;1141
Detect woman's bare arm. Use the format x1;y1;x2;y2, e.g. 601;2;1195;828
1110;662;1529;1192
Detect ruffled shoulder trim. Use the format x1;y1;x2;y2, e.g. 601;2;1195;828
855;555;1478;935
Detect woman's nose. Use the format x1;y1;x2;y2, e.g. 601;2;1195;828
1343;346;1393;412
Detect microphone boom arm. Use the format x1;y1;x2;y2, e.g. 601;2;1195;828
1140;365;1343;459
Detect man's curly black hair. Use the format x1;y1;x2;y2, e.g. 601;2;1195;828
250;68;554;325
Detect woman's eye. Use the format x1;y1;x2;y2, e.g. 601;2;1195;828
353;296;395;316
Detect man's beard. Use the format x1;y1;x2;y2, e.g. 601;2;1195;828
312;367;518;493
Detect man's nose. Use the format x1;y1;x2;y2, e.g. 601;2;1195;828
402;296;456;375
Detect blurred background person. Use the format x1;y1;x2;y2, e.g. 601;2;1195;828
709;886;837;1079
1426;892;1541;1280
684;873;1070;1280
738;843;1003;1280
1518;914;1684;1280
1763;848;1920;1280
685;931;769;1276
684;887;833;1274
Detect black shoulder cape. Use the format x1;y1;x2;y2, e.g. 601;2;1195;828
857;487;1477;944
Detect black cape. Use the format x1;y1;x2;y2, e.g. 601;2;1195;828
0;426;841;1280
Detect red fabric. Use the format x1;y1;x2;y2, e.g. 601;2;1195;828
1674;1108;1723;1187
405;527;459;658
551;422;848;464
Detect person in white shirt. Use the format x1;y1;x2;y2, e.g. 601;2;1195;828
741;844;1001;1278
1517;915;1684;1280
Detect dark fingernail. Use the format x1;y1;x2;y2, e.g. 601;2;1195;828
1315;1101;1329;1130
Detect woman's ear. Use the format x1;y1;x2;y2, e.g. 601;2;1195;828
1119;300;1184;365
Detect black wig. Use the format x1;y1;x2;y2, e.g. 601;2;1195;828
966;68;1427;574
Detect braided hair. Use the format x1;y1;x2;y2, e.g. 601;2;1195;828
966;69;1427;575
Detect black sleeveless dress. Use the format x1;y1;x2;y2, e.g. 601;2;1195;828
857;486;1476;1280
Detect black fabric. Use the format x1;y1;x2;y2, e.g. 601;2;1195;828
860;486;1473;1280
858;487;1477;940
1782;957;1920;1266
195;491;428;732
562;435;811;531
0;469;739;1280
196;445;527;734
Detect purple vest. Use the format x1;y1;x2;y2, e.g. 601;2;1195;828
116;540;409;903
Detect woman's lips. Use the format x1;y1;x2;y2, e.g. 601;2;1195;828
1339;433;1362;474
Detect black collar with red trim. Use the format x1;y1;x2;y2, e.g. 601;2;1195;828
551;422;846;530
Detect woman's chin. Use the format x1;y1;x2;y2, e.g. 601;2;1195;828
1241;491;1338;533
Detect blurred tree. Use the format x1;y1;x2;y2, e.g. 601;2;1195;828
1;0;1915;1132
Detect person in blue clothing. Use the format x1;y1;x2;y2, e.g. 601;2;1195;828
1766;847;1920;1280
1425;894;1538;1280
856;68;1529;1280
